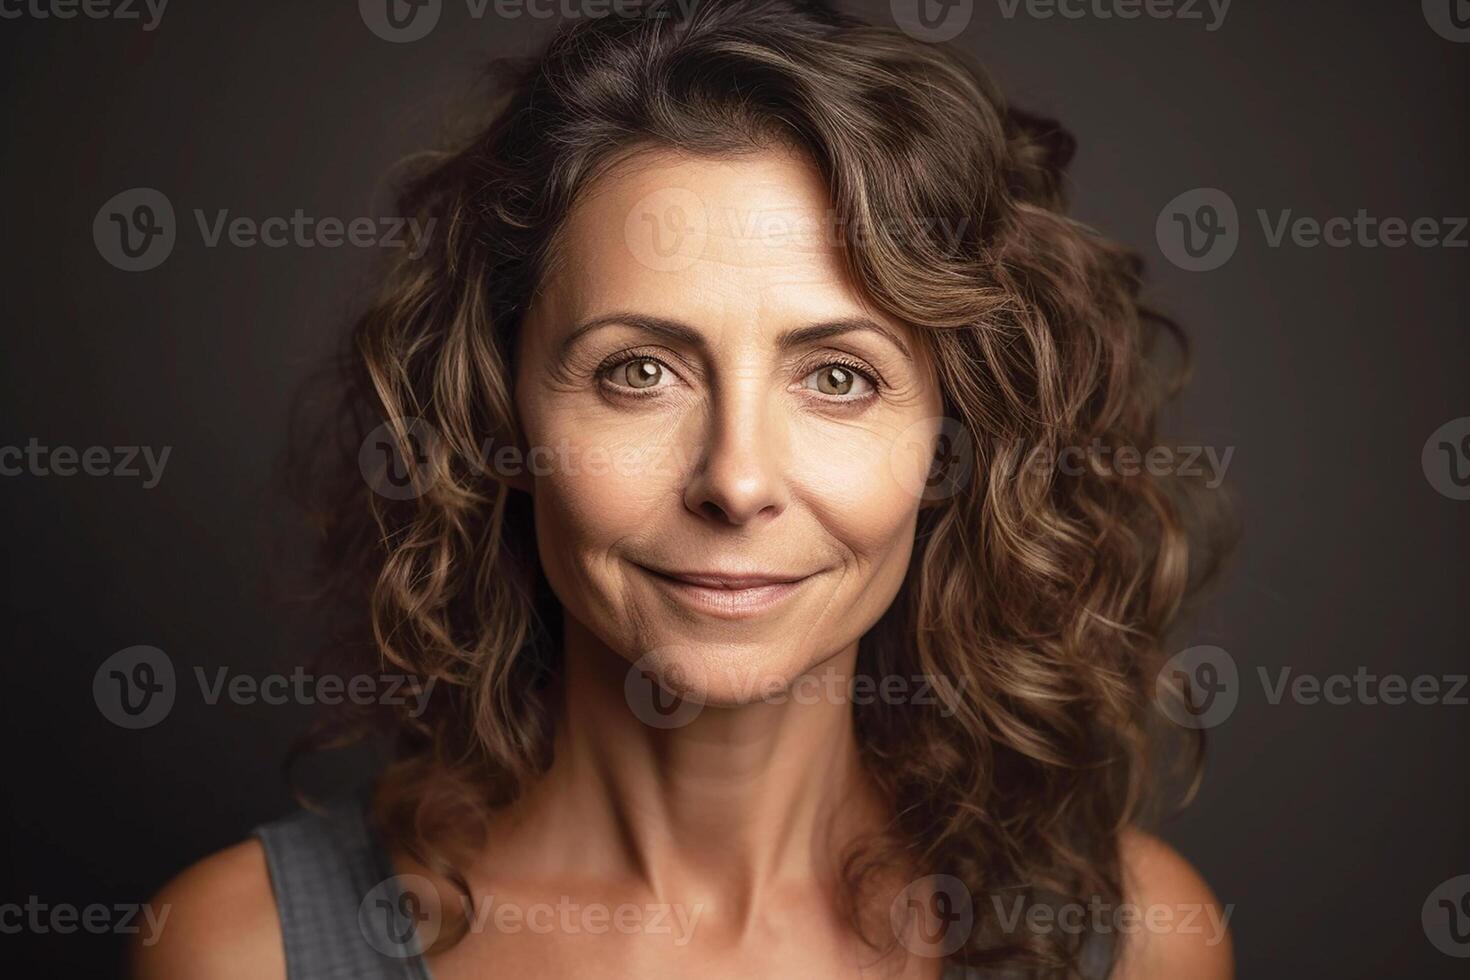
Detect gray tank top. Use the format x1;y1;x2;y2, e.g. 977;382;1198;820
254;802;1112;979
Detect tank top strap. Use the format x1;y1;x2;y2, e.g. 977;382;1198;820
254;800;433;980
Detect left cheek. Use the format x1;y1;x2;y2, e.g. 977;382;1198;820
787;416;925;566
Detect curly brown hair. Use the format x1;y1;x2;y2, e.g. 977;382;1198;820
288;1;1232;975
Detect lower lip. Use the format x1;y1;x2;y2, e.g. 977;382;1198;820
638;567;811;619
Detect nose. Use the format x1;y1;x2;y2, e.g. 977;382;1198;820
682;387;789;526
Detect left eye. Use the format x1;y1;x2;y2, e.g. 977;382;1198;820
801;364;874;398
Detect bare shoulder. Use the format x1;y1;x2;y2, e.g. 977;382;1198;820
1109;829;1234;980
130;839;285;980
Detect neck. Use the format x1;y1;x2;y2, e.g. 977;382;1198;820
494;616;888;928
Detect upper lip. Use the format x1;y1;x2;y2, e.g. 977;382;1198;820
639;565;813;589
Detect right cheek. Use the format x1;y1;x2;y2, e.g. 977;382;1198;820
551;468;666;551
531;491;615;631
533;464;636;564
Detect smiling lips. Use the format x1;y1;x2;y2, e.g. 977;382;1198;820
636;564;816;619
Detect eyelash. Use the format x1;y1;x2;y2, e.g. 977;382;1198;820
596;349;883;402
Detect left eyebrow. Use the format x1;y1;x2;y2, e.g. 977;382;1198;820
777;317;914;362
559;311;914;362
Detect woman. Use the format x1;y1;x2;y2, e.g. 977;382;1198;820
136;1;1233;976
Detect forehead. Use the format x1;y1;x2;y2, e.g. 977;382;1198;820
536;146;891;337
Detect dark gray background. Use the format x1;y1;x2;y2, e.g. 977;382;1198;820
2;1;1466;976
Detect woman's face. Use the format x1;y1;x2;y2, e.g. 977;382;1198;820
514;146;945;705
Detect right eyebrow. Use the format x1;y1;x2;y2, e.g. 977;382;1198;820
558;313;706;359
